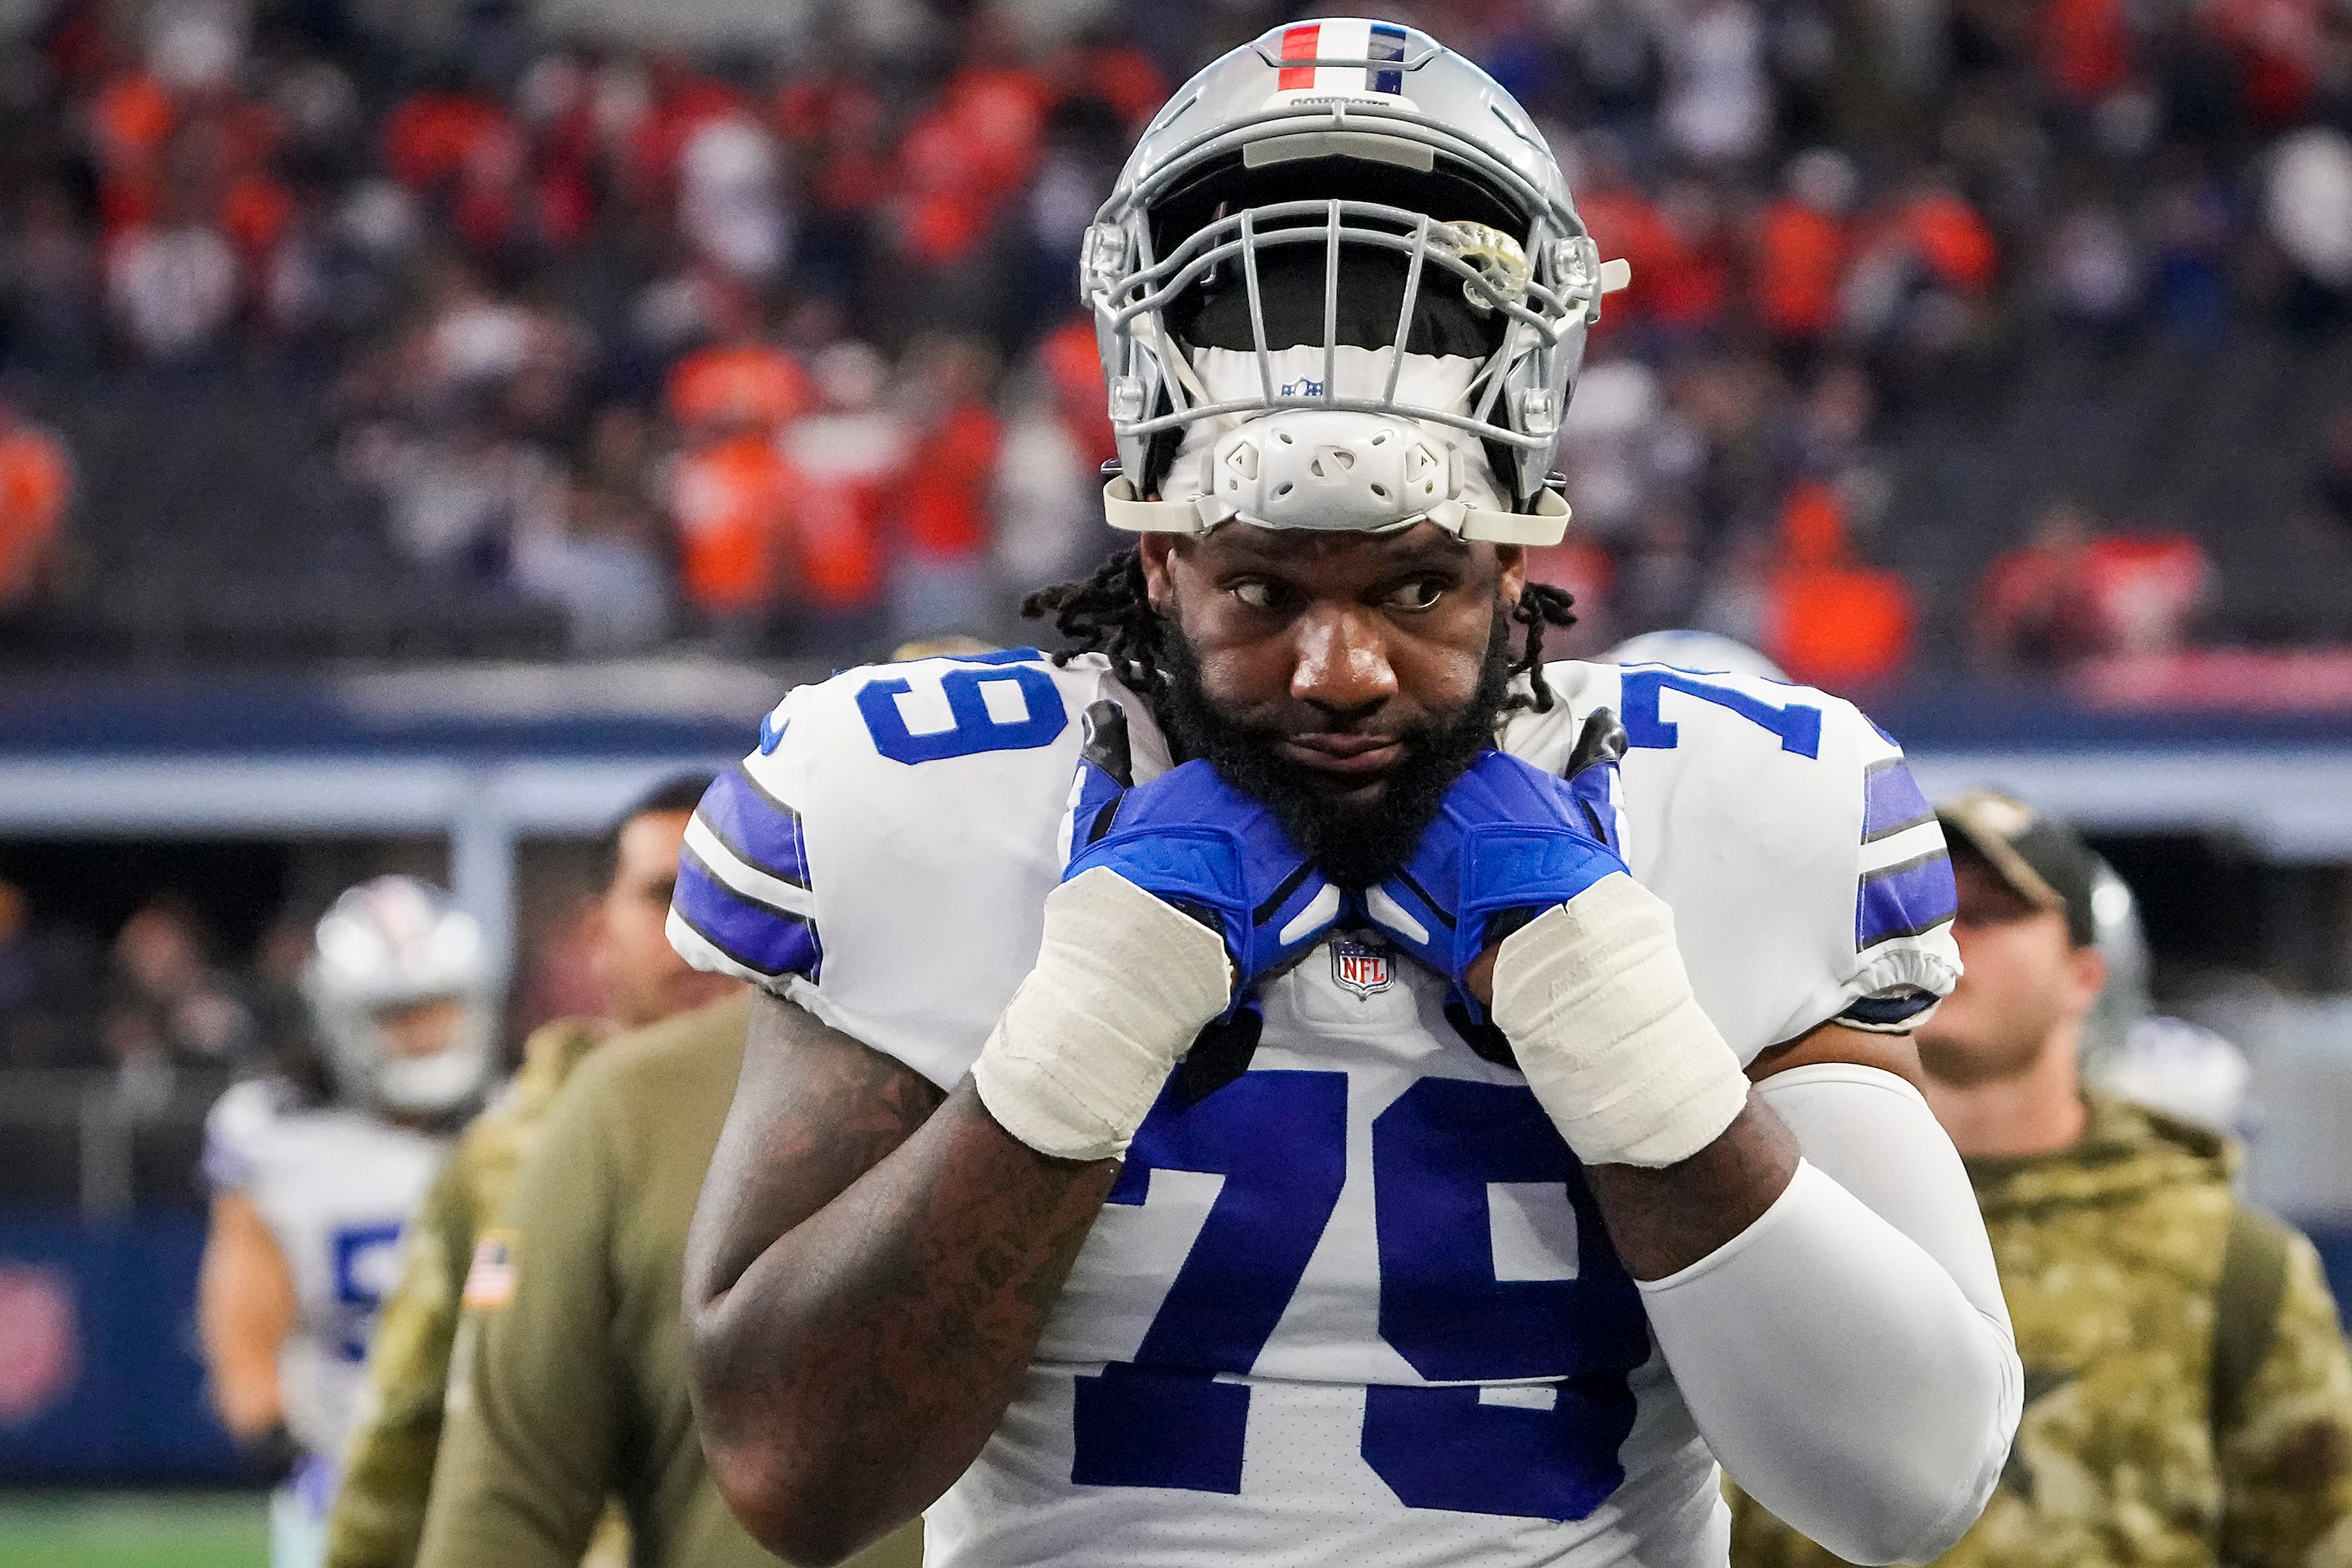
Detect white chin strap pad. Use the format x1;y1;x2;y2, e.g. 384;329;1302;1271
1103;473;1568;545
1198;410;1449;532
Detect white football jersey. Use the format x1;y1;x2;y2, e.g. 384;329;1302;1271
203;1078;448;1463
669;649;1960;1568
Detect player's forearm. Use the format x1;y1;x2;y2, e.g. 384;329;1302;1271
690;1074;1113;1566
1581;1095;1798;1280
695;1086;1114;1563
1641;1065;2021;1565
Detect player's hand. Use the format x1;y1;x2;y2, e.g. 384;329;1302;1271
1361;746;1627;1002
1064;700;1342;996
1362;712;1748;1169
973;702;1342;1162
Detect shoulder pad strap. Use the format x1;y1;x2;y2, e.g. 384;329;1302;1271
2211;1204;2294;1441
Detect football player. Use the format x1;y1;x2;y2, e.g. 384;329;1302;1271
671;22;2019;1568
198;877;498;1568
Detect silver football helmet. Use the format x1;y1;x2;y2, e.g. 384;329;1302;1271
1083;18;1627;545
302;876;498;1115
2079;856;2152;1067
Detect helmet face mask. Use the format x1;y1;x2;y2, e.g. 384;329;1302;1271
302;876;498;1117
1085;18;1625;546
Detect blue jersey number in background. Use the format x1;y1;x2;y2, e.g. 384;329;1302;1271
331;1222;405;1362
1619;667;1822;758
1071;1074;1649;1521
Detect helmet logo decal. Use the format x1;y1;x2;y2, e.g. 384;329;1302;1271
1276;20;1410;99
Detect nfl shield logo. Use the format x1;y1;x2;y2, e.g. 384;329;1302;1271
1331;939;1393;999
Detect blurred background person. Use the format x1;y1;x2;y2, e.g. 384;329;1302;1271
1729;791;2352;1568
889;334;1000;644
197;878;501;1568
405;988;934;1568
0;390;73;651
327;775;733;1568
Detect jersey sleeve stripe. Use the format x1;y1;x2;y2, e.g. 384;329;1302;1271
1859;758;1935;844
1854;849;1959;950
668;907;802;988
695;766;812;889
685;814;817;920
1837;989;1944;1030
672;852;823;980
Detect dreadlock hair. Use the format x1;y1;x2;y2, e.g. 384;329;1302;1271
1022;549;1171;715
1019;548;1581;714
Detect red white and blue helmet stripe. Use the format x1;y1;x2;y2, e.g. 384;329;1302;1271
1275;18;1412;98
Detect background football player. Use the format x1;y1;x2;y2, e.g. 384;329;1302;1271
670;22;2020;1568
197;876;497;1568
326;774;737;1568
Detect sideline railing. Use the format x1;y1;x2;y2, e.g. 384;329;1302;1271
0;1065;225;1216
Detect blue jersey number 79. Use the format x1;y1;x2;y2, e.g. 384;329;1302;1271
1070;1072;1648;1521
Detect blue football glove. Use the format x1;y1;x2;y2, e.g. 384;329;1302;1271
1064;701;1343;1004
1360;736;1630;1004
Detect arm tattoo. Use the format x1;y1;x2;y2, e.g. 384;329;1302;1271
684;994;1117;1561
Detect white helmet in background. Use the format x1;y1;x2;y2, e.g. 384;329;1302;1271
2093;1016;2253;1135
2079;856;2151;1065
1084;18;1627;545
302;876;498;1115
1606;630;1789;681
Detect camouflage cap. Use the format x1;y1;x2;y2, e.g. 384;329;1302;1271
1936;789;2099;947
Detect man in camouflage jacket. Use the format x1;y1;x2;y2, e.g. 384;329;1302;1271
326;776;738;1568
1732;791;2352;1568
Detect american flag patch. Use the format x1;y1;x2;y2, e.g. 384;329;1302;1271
1331;938;1393;999
1273;19;1411;99
463;1231;519;1311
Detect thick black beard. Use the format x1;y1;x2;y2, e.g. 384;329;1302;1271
1158;604;1515;888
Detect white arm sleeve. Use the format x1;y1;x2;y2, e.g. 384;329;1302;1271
1636;1064;2021;1565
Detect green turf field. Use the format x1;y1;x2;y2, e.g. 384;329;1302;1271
0;1492;268;1568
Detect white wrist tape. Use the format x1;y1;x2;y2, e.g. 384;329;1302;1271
1488;873;1749;1167
971;867;1232;1162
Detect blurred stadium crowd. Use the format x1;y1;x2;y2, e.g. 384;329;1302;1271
0;0;2346;680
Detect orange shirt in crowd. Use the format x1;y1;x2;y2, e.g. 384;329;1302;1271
0;424;72;606
668;345;812;439
783;416;905;613
2041;0;2133;103
2204;0;2324;124
1751;198;1851;341
90;70;174;235
2083;534;2211;653
1525;537;1613;618
898;402;1001;559
1763;481;1914;686
1899;190;1999;296
669;433;795;615
1573;185;1672;336
382;91;513;193
1038;319;1115;469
